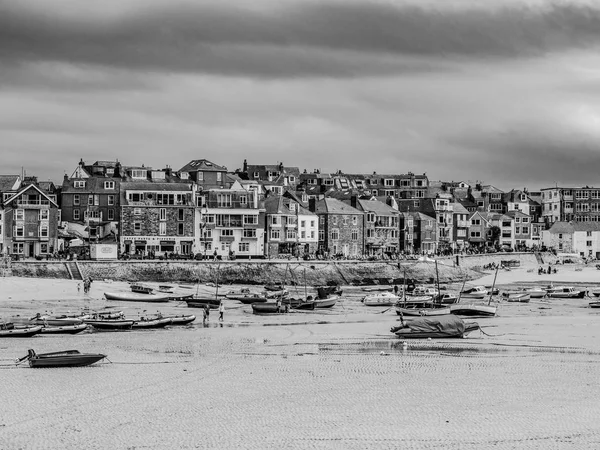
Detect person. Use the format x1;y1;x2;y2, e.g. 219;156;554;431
203;304;210;323
548;264;552;275
213;250;218;262
218;301;225;321
393;284;399;296
276;298;282;313
77;283;81;294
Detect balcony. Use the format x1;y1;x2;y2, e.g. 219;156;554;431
205;201;256;209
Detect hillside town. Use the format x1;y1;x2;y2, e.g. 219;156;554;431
1;158;599;261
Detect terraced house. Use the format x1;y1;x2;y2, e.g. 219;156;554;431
309;197;364;257
349;197;399;257
196;180;265;259
0;175;22;254
120;167;195;257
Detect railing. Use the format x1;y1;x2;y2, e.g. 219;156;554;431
16;200;50;206
205;201;256;209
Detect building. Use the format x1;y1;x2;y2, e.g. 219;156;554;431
4;183;60;258
342;172;429;199
541;187;600;226
412;212;437;254
264;191;318;258
178;159;229;189
504;210;533;250
0;175;22;254
119;167;195;257
452;202;471;252
196;180;265;259
310;197;364;257
350;197;399;256
542;221;600;258
239;160;300;193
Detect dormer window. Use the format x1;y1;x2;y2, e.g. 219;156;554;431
131;170;147;179
289;203;296;212
74;180;86;188
180;172;189;180
104;181;115;189
253;171;260;178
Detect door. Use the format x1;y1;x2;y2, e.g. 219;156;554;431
28;243;35;258
181;242;191;255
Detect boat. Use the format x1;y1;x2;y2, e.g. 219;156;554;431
390;315;480;339
525;287;546;299
0;323;43;337
315;286;343;298
589;301;600;308
130;283;154;294
264;283;285;292
288;297;316;310
313;297;338;308
546;286;586;299
131;317;172;329
438;293;459;304
31;314;84;327
263;289;289;299
361;286;393;292
395;304;451;316
251;302;287;315
502;292;531;303
362;292;400;307
161;314;196;325
167;292;194;301
399;295;434;308
411;286;440;300
19;349;106;368
459;286;488;299
80;309;124;320
104;292;171;303
185;297;222;309
84;319;134;330
40;323;89;335
450;303;497;317
226;293;268;304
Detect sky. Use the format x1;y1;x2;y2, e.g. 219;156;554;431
2;0;600;190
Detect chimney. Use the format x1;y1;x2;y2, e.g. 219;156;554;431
164;166;173;177
308;198;316;212
115;161;122;178
279;162;284;172
63;174;68;182
243;159;248;173
350;195;358;209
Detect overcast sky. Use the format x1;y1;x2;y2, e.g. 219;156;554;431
2;0;600;190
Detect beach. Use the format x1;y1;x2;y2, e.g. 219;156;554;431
2;265;600;449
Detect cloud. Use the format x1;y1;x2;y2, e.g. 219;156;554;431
1;1;600;78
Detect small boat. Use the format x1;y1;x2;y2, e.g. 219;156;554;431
167;292;194;301
31;315;84;327
104;292;171;303
362;292;400;307
546;286;586;299
19;349;106;368
411;286;440;300
459;286;488;300
589;301;600;308
313;297;337;308
264;283;284;292
185;297;222;309
316;286;343;298
84;319;134;330
251;302;287;315
288;297;316;310
438;293;459;304
131;317;172;329
226;293;268;304
40;323;89;335
263;289;289;299
390;315;480;339
80;309;124;320
502;292;531;303
399;295;435;308
395;305;451;316
450;304;497;317
361;286;393;292
0;324;43;337
525;287;546;299
130;284;154;294
161;314;196;325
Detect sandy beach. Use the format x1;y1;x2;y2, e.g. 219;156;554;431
2;265;600;449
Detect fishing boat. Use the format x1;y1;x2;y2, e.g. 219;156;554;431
130;284;154;294
390;315;480;339
362;292;400;307
84;319;134;330
31;315;84;327
0;323;43;337
104;292;171;303
19;349;106;368
459;286;488;299
131;317;172;329
40;323;89;335
546;286;586;299
502;292;531;303
161;314;196;325
185;297;222;309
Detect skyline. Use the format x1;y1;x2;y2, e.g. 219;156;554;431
2;0;600;190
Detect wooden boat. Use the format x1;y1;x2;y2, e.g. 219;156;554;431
131;317;172;329
0;324;43;337
502;292;531;303
395;305;451;316
167;292;194;301
313;297;337;308
104;292;171;302
84;319;134;330
185;297;222;309
130;284;154;294
450;303;497;317
19;349;106;368
546;286;586;299
161;314;196;325
400;295;434;308
263;289;289;299
251;302;287;314
31;315;84;327
362;292;400;307
459;286;488;299
390;315;480;339
288;297;316;310
40;323;89;335
226;293;268;304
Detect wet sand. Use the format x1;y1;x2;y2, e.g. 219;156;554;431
2;266;600;449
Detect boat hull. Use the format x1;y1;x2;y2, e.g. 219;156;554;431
32;317;84;327
104;292;171;302
132;318;172;329
163;315;196;325
185;298;221;309
0;325;43;337
395;306;451;316
26;350;106;368
85;320;134;330
450;304;497;317
251;302;285;314
40;324;89;335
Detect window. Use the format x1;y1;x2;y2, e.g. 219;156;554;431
104;181;115;189
39;210;49;220
286;230;297;240
217;172;222;182
522;226;529;234
197;172;204;182
300;220;306;228
178;223;184;235
384;179;394;187
243;229;256;238
40;243;48;254
88;195;94;205
470;231;481;238
74;180;85;188
270;215;281;226
559;233;563;239
240;195;247;205
367;213;375;223
310;231;315;239
134;208;142;215
134;222;142;232
330;229;340;240
14;225;24;237
457;229;466;237
159;208;166;221
522;217;529;223
13;209;24;221
367;229;374;238
238;242;250;252
471;219;481;226
108;209;114;221
108;195;115;206
515;227;520;234
270;229;280;240
301;231;306;239
587;231;593;237
253;171;259;178
244;215;258;225
73;209;80;220
319;229;325;241
217;194;232;207
221;229;234;237
12;242;24;254
73;194;80;206
159;223;166;235
515;217;521;223
385;190;395;197
587;241;593;247
289;203;296;212
178;209;185;221
131;169;147;179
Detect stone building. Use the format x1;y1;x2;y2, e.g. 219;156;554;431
310;197;364;257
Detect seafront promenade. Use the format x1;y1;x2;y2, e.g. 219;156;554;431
1;264;600;449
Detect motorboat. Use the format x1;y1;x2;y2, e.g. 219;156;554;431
104;292;171;303
398;295;434;308
0;323;43;337
589;301;600;309
459;286;488;300
19;349;106;368
546;286;586;299
390;315;480;339
226;293;268;304
130;284;154;294
362;292;401;307
525;287;546;299
40;323;89;335
438;293;459;304
411;286;440;300
450;303;497;317
362;286;393;292
502;292;531;303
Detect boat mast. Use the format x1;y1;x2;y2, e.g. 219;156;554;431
434;259;440;308
488;266;499;306
403;268;407;307
457;274;467;304
303;267;308;300
215;263;221;301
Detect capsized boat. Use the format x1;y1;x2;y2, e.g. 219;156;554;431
390;315;480;339
104;292;171;303
19;349;106;368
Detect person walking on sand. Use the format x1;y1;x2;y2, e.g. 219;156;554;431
218;301;225;321
203;304;209;323
77;283;81;294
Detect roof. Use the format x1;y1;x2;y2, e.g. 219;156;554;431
178;159;227;173
62;177;123;193
356;198;399;215
0;175;20;193
121;181;193;192
452;202;470;215
314;198;363;215
264;195;315;216
573;222;600;232
4;184;59;208
548;222;575;234
504;210;530;218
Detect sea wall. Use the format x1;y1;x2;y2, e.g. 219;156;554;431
8;260;475;285
447;252;540;270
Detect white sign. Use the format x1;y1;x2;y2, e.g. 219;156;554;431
90;244;118;260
